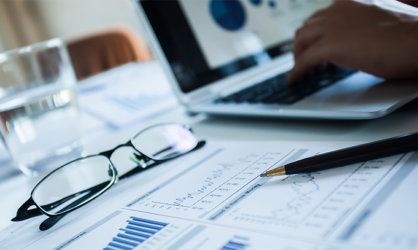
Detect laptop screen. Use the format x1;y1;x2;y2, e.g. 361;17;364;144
139;0;331;93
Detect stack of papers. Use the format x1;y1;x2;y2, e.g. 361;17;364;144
1;141;418;250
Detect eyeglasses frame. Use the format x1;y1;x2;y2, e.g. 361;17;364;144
12;123;205;231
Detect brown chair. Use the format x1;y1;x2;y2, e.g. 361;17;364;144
66;26;153;80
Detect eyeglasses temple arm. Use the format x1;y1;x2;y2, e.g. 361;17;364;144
194;140;206;150
13;180;110;222
39;183;109;231
42;182;109;212
11;198;43;221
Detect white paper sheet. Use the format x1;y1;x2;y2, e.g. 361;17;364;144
77;62;178;128
1;141;418;250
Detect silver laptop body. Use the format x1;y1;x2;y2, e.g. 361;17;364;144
134;0;418;120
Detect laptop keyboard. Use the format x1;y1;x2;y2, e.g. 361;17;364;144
214;66;356;105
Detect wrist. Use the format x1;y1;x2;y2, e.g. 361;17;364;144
397;19;418;78
409;21;418;76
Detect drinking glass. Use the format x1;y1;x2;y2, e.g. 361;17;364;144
0;38;82;176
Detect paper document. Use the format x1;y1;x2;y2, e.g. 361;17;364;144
1;141;418;250
77;62;178;128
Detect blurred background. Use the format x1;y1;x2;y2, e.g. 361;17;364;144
0;0;147;53
1;0;417;176
0;0;171;178
1;0;417;57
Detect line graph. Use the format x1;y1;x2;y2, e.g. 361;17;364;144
239;172;322;222
126;143;404;240
129;147;291;219
239;172;324;223
271;172;321;221
167;153;258;207
151;153;265;208
216;154;404;239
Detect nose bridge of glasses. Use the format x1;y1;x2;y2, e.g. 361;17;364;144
101;142;150;177
98;141;134;158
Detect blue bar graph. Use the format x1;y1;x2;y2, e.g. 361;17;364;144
103;216;169;250
220;236;250;250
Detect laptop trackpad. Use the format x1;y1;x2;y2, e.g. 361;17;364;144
295;72;418;112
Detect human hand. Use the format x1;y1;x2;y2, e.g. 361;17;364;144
287;0;418;83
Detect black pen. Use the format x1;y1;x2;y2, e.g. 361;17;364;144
260;132;418;177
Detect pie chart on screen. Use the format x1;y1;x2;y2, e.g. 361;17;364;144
249;0;262;6
209;0;246;31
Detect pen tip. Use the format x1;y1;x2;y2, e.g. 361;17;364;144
260;173;267;177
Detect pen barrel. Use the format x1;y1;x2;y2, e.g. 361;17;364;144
286;133;418;175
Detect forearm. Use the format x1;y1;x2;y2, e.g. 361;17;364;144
408;21;418;76
393;20;418;79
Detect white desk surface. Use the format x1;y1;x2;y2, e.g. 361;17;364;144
1;61;418;241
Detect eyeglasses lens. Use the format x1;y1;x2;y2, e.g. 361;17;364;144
31;155;116;216
131;124;198;161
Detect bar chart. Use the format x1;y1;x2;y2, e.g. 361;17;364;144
103;216;168;250
220;236;250;250
161;222;314;250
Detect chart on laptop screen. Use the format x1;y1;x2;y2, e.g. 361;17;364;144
179;0;331;68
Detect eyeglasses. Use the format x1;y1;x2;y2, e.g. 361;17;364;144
11;123;205;231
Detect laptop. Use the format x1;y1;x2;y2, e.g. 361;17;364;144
134;0;418;120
